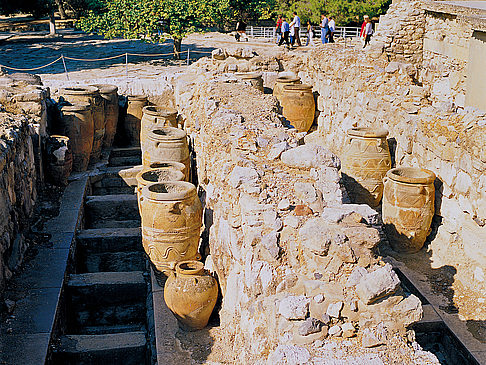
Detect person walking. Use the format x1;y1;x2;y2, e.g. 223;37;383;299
289;23;295;46
278;16;291;47
275;15;283;44
328;16;335;43
363;17;373;48
360;15;369;46
235;20;248;42
320;14;329;44
289;12;302;46
305;21;315;46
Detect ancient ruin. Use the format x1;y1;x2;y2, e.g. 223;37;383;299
0;0;485;364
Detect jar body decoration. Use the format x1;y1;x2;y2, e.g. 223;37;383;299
164;261;218;331
235;72;264;92
341;127;392;208
60;86;105;162
91;84;119;149
140;106;178;147
125;95;148;146
273;76;301;103
280;84;315;133
45;135;73;186
59;103;94;172
140;182;202;276
382;167;436;253
135;167;184;210
142;127;190;179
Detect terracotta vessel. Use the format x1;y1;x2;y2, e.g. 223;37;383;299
382;167;436;253
281;84;315;133
164;260;218;331
273;76;301;102
235;72;264;92
125;95;148;146
142;127;190;179
60;103;93;172
146;161;186;180
342;127;392;208
135;167;184;210
140;106;178;147
91;84;119;149
45;135;73;186
140;182;202;276
60;86;105;162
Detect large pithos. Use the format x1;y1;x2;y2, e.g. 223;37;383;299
135;167;184;209
273;75;301;103
45;135;73;186
342;127;392;207
59;103;93;172
164;260;218;331
235;72;264;92
140;106;178;147
59;86;105;162
382;167;436;252
91;84;119;149
140;182;202;277
142;127;190;179
125;95;148;146
281;84;315;133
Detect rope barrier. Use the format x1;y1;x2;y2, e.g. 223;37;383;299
0;56;62;71
63;54;126;62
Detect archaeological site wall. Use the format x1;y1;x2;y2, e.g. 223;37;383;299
0;74;48;294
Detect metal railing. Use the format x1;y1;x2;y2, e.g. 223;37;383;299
248;26;361;39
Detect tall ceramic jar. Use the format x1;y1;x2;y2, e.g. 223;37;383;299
91;84;119;149
135;167;184;210
235;72;264;92
59;86;105;162
273;75;301;103
146;161;186;180
125;95;148;146
382;167;436;253
45;135;73;186
60;103;93;172
140;106;178;147
140;182;202;276
280;84;315;133
142;127;190;179
341;127;392;208
164;260;218;331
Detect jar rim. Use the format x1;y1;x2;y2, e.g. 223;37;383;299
347;127;389;138
147;127;186;141
60;85;99;96
136;168;184;186
386;167;436;184
175;260;204;276
276;76;301;83
141;181;196;201
143;105;178;117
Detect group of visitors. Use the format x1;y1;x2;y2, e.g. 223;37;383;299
274;13;373;48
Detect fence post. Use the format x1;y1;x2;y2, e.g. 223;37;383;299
250;26;254;37
125;53;128;77
186;48;190;66
61;54;69;81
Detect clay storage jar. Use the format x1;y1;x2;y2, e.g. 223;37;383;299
60;103;93;172
281;84;315;133
60;86;105;162
142;127;190;179
45;135;73;186
140;106;178;147
382;167;436;253
145;161;187;181
91;84;119;149
342;127;392;208
135;167;185;210
164;260;218;331
273;75;301;103
125;95;148;146
235;72;264;92
140;182;202;277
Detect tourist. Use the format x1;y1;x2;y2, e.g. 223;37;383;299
235;20;248;42
289;23;295;46
320;14;329;44
289;12;302;46
278;16;291;47
275;15;283;44
328;16;335;43
363;17;373;48
360;15;369;46
305;21;315;46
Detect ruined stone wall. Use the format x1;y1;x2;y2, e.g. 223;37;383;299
169;64;434;364
295;45;486;297
0;74;49;294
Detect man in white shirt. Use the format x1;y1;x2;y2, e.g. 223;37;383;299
328;16;335;43
289;12;302;46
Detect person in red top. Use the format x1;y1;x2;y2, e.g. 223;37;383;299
275;15;283;44
360;15;369;41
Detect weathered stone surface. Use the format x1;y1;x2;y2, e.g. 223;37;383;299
268;344;311;365
355;264;400;304
326;301;343;318
328;325;342;337
298;318;323;336
278;295;310;320
281;145;340;170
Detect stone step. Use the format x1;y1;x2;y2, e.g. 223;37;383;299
110;147;142;158
77;227;141;253
77;251;145;273
53;331;147;365
84;194;139;225
82;324;146;335
412;304;444;332
109;155;142;167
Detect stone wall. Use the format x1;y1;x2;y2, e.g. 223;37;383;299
169;64;435;364
0;73;49;294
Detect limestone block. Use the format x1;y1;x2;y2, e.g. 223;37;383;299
355;264;400;304
326;301;343;318
267;344;311;365
278;295;310;320
281;144;340;170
